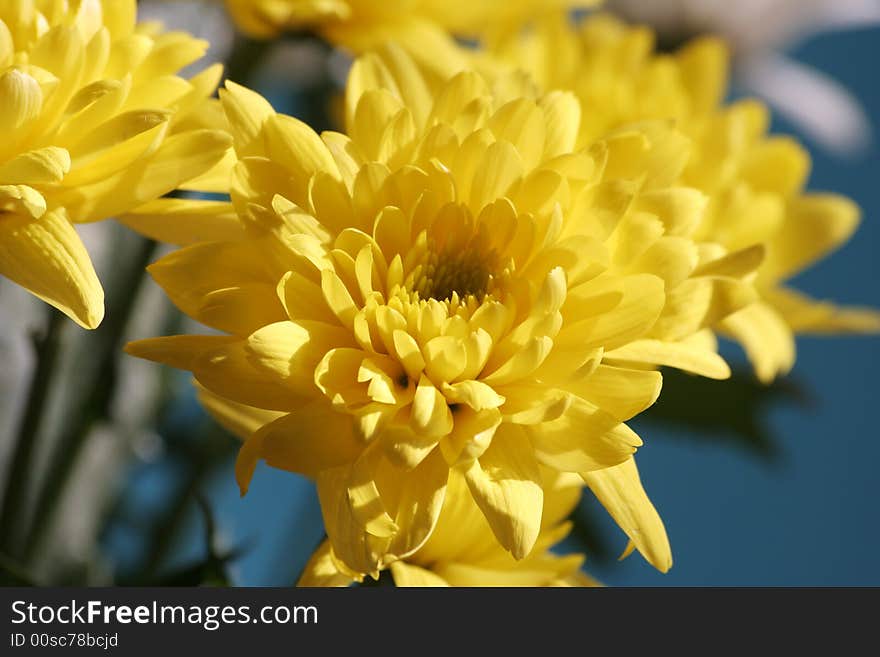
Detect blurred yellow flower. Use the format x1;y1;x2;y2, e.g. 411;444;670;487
224;0;599;75
486;13;880;381
225;0;599;39
0;0;231;328
128;44;759;576
302;470;596;587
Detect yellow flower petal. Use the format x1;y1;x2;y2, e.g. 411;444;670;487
317;447;448;575
348;447;399;539
560;364;662;421
635;187;706;238
0;208;103;328
246;320;351;397
64;110;170;185
379;423;440;470
652;276;758;341
676;36;729;115
59;130;233;223
604;337;731;380
0;146;71;184
582;457;672;573
695;244;765;279
346;44;433;131
439;407;501;466
411;375;454;437
126;335;305;411
559;274;665;351
148;240;284;335
540;90;581;159
264;113;340;204
741;137;810;197
0;184;46;218
500;385;571;425
765;285;880;334
763;194;861;282
721;301;797;384
527;395;641;472
119;198;244;246
125;334;236;371
385;449;449;560
463;424;543;560
0;68;43;131
236;400;361;493
389;561;449;587
317;464;387;576
298;540;355;588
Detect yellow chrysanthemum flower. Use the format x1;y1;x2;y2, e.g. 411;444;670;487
128;44;759;576
0;0;231;328
485;13;880;381
223;0;599;76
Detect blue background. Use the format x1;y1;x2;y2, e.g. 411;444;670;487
104;26;880;586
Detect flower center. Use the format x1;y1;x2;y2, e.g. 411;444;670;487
413;244;496;302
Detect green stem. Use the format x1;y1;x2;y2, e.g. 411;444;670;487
22;237;158;563
0;307;65;557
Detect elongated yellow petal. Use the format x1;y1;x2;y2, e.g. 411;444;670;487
463;424;543;559
385;449;449;560
0;208;103;328
763;194;861;282
125;334;237;371
604;337;731;380
411;375;454;437
119;198;244;246
147;240;284;335
264;113;340;205
60;129;232;223
582;457;672;573
236;401;361;493
0;146;70;184
347;447;399;539
561;364;662;421
0;184;46;218
652;276;758;341
741;137;810;197
127;336;305;411
317;464;387;576
178;147;235;193
246;320;350;397
765;285;880;334
439;407;500;466
220;80;274;156
721;301;796;383
676;36;729;115
527;395;641;472
559;274;665;351
0;68;42;131
65;110;170;185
